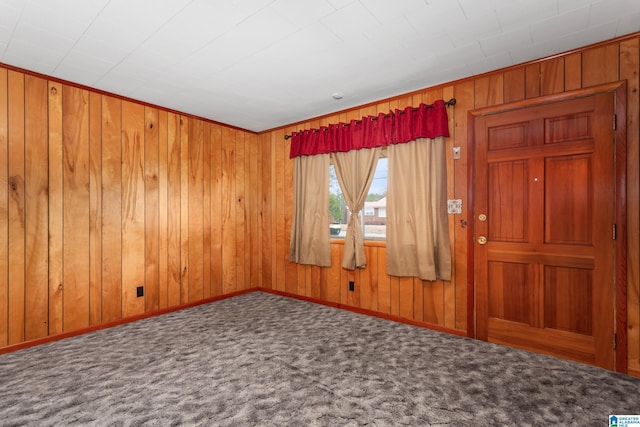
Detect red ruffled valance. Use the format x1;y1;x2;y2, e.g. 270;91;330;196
290;99;450;158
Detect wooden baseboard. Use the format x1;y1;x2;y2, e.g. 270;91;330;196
259;288;468;338
0;288;259;355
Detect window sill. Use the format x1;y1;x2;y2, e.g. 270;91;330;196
330;238;386;248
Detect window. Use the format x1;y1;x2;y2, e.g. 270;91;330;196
329;156;387;240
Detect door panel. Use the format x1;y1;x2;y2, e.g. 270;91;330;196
475;93;616;369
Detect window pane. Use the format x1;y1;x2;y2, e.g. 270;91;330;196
364;157;387;240
329;157;387;240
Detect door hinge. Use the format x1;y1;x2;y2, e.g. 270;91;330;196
613;224;617;240
613;114;617;131
614;333;617;351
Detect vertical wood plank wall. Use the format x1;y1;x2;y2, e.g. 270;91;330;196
0;34;638;376
0;72;262;350
260;34;640;375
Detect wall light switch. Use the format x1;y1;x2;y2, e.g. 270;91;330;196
447;199;462;214
452;146;461;160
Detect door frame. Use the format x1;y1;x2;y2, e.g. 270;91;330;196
466;81;627;373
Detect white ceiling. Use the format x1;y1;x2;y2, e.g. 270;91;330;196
1;0;639;132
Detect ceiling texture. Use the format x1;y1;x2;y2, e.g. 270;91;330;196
1;0;639;132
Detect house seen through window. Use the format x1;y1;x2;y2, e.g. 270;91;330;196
329;155;388;240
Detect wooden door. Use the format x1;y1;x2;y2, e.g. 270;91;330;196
474;91;618;369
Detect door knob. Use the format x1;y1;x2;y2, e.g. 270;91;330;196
477;236;487;245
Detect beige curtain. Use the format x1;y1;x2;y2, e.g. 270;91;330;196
331;147;381;269
387;137;451;281
289;153;331;266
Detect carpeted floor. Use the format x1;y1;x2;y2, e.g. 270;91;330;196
1;291;638;426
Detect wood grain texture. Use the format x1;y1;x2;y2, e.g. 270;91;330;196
62;85;90;332
24;75;48;340
202;123;212;299
620;38;639;373
540;57;565;95
8;71;25;344
210;124;223;297
48;82;64;335
145;108;160;312
582;43;619;87
88;92;102;326
0;69;8;346
100;95;122;323
166;112;181;307
188;118;204;302
221;127;236;294
158;110;169;309
179;117;189;304
121;101;145;318
235;131;247;292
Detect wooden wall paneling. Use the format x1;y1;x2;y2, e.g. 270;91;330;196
166;112;181;307
157;110;168;309
7;70;25;344
474;74;504;108
422;88;443;105
0;68;7;346
327;244;341;303
621;37;640;373
249;133;261;289
525;63;541;99
47;82;63;335
453;80;474;332
188;118;204;302
423;279;444;325
202;123;212;298
503;68;525;103
100;95;122;322
339;245;348;305
347;268;359;308
24;75;48;340
311;265;322;300
88;92;102;325
582;43;620;87
412;279;423;322
389;274;400;316
62;84;90;331
377;246;390;314
274;128;286;292
302;265;310;297
242;131;252;290
360;245;377;311
121;101;145;318
540;57;565;95
565;52;582;90
144;107;160;312
442;84;455;329
209;124;223;296
283;126;298;296
398;277;414;319
221;126;237;294
244;132;253;290
261;132;273;290
179;117;189;302
235;131;247;291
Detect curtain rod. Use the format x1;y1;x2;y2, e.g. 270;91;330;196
284;98;456;140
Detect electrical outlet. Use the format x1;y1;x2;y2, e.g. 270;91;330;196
136;286;144;298
348;281;355;292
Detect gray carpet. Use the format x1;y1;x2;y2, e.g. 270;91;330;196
1;291;638;426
